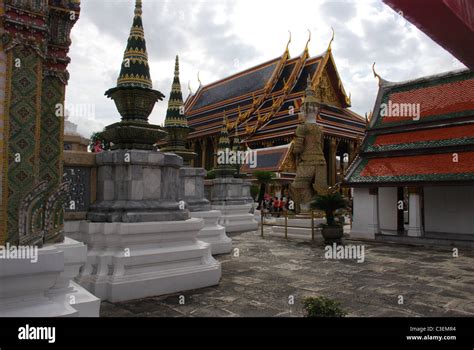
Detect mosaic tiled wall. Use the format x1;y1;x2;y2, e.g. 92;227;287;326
5;47;43;244
40;76;65;190
0;1;6;244
0;2;80;245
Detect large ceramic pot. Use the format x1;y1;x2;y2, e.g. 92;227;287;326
321;225;343;245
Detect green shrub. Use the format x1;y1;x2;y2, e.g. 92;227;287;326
206;169;216;179
310;193;347;226
302;296;347;317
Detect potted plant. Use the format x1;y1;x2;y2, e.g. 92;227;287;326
310;192;347;244
302;296;347;317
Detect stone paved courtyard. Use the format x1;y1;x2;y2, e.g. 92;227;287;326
101;228;474;317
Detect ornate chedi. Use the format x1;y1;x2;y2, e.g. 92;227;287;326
87;0;187;223
291;76;328;212
103;0;165;150
0;0;80;247
161;55;196;164
73;0;221;302
206;114;258;233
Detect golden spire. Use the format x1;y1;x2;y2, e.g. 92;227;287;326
135;0;142;16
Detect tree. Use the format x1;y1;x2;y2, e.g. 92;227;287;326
89;130;110;152
253;170;275;210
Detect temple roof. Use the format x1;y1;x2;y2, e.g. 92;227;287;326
241;143;295;174
185;46;365;144
345;68;474;186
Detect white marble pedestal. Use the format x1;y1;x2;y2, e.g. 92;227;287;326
0;238;99;317
75;218;221;302
46;238;100;317
212;203;258;233
190;210;232;255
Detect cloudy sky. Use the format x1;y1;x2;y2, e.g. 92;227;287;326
66;0;465;137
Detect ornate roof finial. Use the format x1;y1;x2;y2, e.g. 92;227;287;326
135;0;142;16
327;27;335;52
372;62;383;86
188;80;193;95
285;30;292;54
304;29;311;53
197;71;202;87
164;55;187;128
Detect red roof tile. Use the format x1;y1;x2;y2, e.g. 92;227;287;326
360;152;474;177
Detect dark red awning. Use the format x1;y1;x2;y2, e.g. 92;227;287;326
383;0;474;69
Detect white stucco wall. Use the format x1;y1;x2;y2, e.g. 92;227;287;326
378;187;398;232
351;187;379;239
424;186;474;235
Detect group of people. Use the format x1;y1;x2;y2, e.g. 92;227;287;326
260;196;293;217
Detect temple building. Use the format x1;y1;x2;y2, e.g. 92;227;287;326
184;35;366;187
345;68;474;245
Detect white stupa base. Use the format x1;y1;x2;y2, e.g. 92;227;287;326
190;210;232;255
45;238;100;317
212;204;259;233
0;243;79;317
75;218;221;303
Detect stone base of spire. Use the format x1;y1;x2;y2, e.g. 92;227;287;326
73;218;221;303
205;177;258;233
191;210;232;255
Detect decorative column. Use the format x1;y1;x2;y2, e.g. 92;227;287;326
348;140;355;163
328;138;337;186
201;139;207;170
407;187;424;237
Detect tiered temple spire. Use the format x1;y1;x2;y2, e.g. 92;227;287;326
218;112;231;151
104;0;165;150
165;55;187;127
161;55;196;164
215;112;235;177
117;0;152;89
